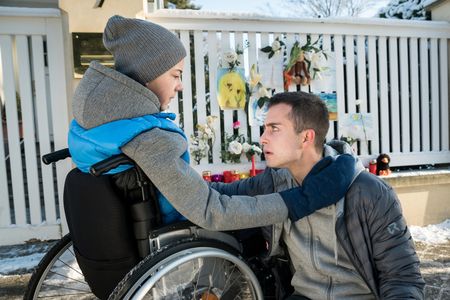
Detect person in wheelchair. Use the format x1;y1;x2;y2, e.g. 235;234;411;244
67;16;343;299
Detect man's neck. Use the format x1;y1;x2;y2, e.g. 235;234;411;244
290;151;322;185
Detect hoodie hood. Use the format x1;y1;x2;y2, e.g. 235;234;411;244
72;61;161;129
324;139;365;172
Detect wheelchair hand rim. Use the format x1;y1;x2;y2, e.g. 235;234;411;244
127;246;263;300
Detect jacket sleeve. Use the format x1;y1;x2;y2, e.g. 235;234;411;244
122;129;288;231
209;168;275;196
366;177;425;299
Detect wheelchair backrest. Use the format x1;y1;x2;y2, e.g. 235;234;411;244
63;168;143;299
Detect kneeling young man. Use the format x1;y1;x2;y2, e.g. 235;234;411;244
154;91;425;299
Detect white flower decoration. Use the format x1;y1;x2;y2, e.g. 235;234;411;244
203;127;214;139
206;115;218;127
256;86;270;99
200;139;210;151
251;145;262;154
228;140;243;155
271;40;281;52
242;142;251;153
223;50;238;67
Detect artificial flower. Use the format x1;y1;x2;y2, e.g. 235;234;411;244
190;115;217;164
242;142;251;153
256;86;270;99
223;50;238;65
249;64;262;88
271;39;282;52
260;37;285;59
228;140;243;155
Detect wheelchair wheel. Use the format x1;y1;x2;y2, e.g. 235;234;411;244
109;238;263;300
24;234;95;299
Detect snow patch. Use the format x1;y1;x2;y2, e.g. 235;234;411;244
0;253;44;275
410;219;450;244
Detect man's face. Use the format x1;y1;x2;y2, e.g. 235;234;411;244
146;59;184;111
260;103;304;169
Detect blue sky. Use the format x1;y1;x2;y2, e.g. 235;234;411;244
191;0;390;18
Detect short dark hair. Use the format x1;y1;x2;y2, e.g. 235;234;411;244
268;91;329;151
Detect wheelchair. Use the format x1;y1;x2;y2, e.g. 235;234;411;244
24;149;292;300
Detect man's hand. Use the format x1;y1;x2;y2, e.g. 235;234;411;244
279;154;356;222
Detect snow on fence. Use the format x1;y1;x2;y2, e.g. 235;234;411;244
147;10;450;170
0;7;71;245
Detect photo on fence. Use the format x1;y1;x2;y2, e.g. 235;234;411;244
317;92;338;121
339;113;375;144
217;67;247;110
248;96;269;127
309;51;336;93
258;49;284;90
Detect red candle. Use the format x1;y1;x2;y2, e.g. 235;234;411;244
369;159;377;175
231;170;240;182
202;171;212;182
223;171;232;183
250;155;256;177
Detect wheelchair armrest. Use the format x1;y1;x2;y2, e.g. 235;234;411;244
89;154;134;176
149;221;243;254
42;148;71;165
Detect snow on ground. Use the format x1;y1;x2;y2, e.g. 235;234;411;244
410;219;450;244
0;253;45;276
0;219;448;276
0;241;54;276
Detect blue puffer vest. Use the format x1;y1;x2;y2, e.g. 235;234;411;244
68;112;188;224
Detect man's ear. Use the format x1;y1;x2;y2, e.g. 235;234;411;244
302;129;316;146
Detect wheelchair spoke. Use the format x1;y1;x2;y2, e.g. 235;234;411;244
47;270;90;286
108;239;263;300
26;236;96;300
193;257;204;297
54;252;84;277
143;256;255;300
39;283;91;293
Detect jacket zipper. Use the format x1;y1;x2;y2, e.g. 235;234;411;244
307;217;320;272
327;277;333;300
309;217;335;299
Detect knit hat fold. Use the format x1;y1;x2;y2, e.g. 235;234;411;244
103;15;186;85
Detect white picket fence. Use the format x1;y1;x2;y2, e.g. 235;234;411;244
0;7;449;245
0;7;71;245
148;10;450;170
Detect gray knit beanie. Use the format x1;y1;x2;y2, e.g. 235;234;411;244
103;15;186;85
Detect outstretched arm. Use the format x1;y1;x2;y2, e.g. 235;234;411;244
122;129;287;230
122;129;345;230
